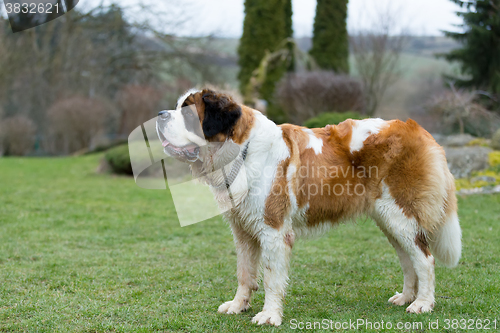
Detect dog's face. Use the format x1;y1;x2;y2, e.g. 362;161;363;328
156;89;242;163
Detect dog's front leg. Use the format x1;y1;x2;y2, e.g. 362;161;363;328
218;222;261;314
252;227;294;327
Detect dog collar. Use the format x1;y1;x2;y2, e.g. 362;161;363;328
211;141;250;191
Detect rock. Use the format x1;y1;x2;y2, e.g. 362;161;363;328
457;185;500;196
441;134;476;147
470;176;496;184
444;146;493;179
431;134;446;146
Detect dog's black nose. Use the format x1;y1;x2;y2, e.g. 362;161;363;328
158;110;171;120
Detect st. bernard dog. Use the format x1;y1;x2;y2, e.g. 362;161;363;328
156;88;461;326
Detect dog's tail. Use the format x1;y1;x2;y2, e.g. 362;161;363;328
429;212;462;268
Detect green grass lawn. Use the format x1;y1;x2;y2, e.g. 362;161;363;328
0;155;499;332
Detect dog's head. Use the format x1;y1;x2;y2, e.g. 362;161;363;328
156;88;242;163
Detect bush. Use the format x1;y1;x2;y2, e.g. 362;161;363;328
490;151;500;167
0;115;36;156
466;137;491;147
428;89;500;137
304;111;363;128
89;139;128;155
46;96;117;155
276;71;363;124
104;144;132;175
492;128;500;150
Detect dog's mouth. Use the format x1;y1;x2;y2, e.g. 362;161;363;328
158;130;200;162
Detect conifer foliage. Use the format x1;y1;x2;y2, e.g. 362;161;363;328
442;0;500;94
310;0;349;73
237;0;293;97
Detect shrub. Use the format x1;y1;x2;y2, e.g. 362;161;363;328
0;115;36;156
492;128;500;150
428;88;500;137
304;111;363;128
89;139;128;155
104;144;132;175
466;137;491;147
46;96;117;155
489;151;500;167
276;71;363;125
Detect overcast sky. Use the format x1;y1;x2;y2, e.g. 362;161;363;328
184;0;464;37
68;0;464;37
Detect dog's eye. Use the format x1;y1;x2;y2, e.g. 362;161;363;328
182;109;195;118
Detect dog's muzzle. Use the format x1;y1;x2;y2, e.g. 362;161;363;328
156;111;200;162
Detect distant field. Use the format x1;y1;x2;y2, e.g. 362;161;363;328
0;155;498;332
210;36;460;85
349;53;457;80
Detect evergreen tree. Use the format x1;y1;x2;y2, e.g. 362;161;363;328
284;0;293;40
237;0;292;96
442;0;500;94
310;0;349;73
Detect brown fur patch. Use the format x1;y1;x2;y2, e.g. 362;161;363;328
232;105;255;144
263;125;310;229
267;118;454;232
287;121;379;226
182;92;206;125
444;173;458;219
181;90;255;144
415;232;431;257
360;119;451;231
264;157;291;229
284;232;295;248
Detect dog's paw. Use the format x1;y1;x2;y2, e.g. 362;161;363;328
218;299;250;314
388;292;416;306
406;299;434;314
251;310;282;326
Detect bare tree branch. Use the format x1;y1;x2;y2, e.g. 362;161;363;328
350;2;409;116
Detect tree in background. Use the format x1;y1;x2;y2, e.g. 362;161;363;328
244;39;318;119
45;96;117;154
428;84;500;136
350;4;407;116
309;0;349;73
238;0;293;118
442;0;500;97
284;0;293;39
117;85;163;136
0;1;233;155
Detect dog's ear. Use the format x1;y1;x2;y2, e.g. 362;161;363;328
201;90;242;138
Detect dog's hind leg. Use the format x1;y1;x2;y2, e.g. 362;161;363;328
374;185;435;313
404;241;435;313
218;222;261;315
